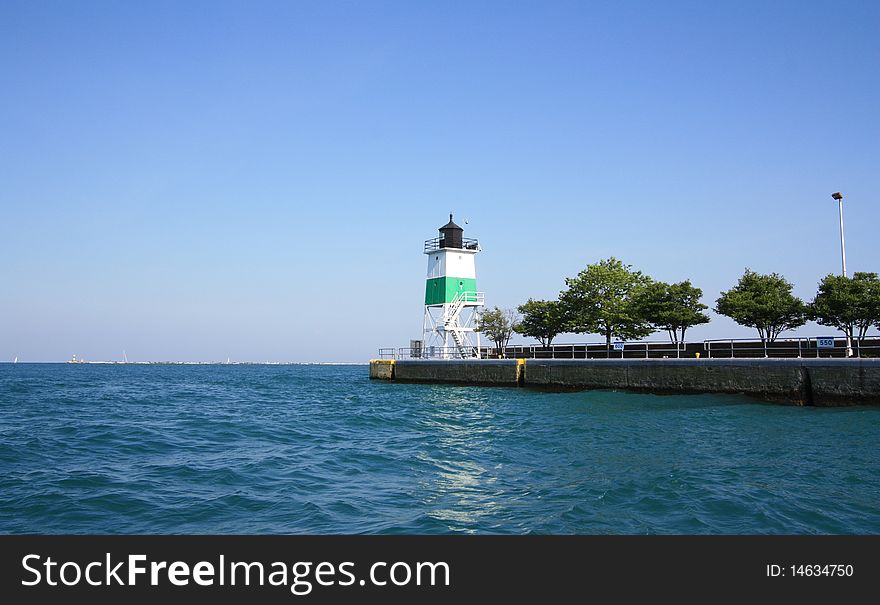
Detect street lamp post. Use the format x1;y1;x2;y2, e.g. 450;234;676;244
831;192;847;277
831;192;852;357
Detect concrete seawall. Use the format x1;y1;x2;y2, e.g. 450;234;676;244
368;358;880;406
370;359;522;385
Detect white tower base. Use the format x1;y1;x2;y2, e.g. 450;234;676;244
423;292;484;359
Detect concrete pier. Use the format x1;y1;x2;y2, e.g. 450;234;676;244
368;358;880;406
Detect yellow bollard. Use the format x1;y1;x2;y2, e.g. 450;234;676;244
695;352;701;359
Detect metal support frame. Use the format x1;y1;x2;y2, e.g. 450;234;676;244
423;292;484;359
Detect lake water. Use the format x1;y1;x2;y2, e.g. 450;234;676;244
1;364;878;534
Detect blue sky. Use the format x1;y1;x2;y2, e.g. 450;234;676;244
2;1;878;362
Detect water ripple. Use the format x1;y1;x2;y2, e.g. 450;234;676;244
0;364;878;534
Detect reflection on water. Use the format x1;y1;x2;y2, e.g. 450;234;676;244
418;388;500;530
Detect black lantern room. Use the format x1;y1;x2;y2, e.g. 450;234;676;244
438;214;463;249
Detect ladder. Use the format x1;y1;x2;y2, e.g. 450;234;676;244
443;291;480;358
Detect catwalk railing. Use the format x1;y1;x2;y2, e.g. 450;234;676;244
423;237;480;254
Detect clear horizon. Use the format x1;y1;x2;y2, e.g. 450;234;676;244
2;1;879;362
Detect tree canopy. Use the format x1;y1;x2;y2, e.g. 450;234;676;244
476;306;520;352
515;299;566;347
633;280;710;344
810;272;880;343
715;269;807;342
559;257;653;346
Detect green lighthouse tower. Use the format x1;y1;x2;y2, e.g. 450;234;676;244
423;215;484;358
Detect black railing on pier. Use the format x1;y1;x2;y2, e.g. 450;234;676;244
380;342;692;360
483;341;696;359
423;237;479;253
702;337;880;359
379;337;880;360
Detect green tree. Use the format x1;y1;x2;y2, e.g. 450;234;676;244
715;269;807;343
515;299;566;346
559;257;653;348
810;272;880;345
634;280;710;346
476;306;520;352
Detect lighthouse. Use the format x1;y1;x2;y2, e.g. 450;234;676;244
422;215;484;358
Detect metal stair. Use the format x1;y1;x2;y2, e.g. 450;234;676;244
442;291;483;358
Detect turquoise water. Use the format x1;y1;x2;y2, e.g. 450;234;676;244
0;364;878;534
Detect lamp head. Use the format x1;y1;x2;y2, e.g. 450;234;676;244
832;192;843;201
